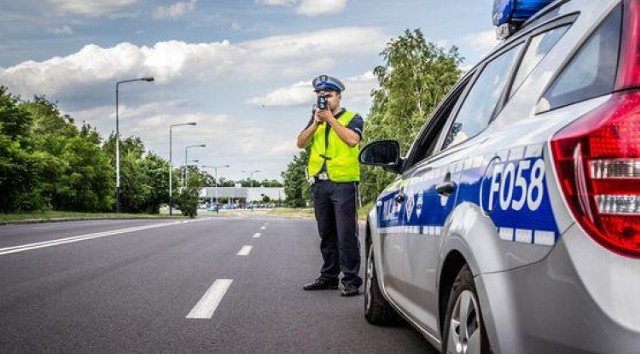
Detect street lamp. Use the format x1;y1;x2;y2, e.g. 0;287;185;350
203;164;230;208
169;122;197;216
115;76;154;213
241;169;261;188
184;144;206;187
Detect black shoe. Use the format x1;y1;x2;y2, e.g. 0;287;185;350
340;286;359;297
303;278;339;291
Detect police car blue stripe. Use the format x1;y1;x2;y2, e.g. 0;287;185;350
377;143;559;246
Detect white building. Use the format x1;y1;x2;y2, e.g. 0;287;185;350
199;187;285;204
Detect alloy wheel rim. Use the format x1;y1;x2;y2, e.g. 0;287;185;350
447;290;481;354
365;246;374;311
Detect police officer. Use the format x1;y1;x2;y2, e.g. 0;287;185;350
297;75;363;297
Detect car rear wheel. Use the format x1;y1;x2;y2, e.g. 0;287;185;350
364;244;402;325
442;265;490;354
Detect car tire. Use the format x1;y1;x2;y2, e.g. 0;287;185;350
442;265;490;354
364;244;402;325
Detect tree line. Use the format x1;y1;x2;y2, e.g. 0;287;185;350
282;29;463;207
0;89;282;215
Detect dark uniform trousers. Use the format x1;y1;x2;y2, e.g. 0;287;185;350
312;180;362;288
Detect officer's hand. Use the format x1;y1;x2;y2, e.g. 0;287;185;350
316;109;333;123
313;111;322;125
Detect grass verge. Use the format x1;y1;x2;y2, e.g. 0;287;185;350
262;202;374;222
266;208;315;218
0;211;184;225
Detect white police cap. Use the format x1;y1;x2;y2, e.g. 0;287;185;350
312;75;346;93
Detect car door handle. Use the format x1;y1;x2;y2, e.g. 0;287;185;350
394;193;406;203
436;181;456;196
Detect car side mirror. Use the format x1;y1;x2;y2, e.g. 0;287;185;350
359;140;402;174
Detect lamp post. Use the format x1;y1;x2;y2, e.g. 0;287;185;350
169;122;197;216
115;76;154;213
184;144;206;187
242;169;261;188
203;164;229;209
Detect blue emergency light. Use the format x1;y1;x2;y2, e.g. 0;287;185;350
493;0;555;38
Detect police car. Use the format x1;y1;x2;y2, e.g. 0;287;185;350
359;0;640;353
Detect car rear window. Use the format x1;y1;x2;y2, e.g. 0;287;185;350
538;5;622;112
510;25;570;96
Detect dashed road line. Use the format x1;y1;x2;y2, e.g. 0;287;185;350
237;245;253;256
260;226;267;230
186;279;233;319
253;233;261;238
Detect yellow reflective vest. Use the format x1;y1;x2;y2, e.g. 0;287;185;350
307;110;360;182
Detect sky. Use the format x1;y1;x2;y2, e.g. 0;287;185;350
0;0;499;181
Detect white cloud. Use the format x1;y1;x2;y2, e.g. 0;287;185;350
270;140;298;154
153;0;197;19
231;21;241;31
49;25;74;35
68;100;276;168
296;0;347;16
0;27;386;101
255;0;348;16
46;0;138;17
247;70;377;107
255;0;295;6
247;81;311;107
463;30;500;53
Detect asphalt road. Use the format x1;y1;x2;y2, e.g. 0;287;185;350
0;216;437;353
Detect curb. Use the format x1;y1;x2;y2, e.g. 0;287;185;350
0;216;184;226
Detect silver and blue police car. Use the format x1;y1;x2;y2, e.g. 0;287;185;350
360;0;640;353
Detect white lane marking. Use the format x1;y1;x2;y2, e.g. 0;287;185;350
186;279;233;319
260;226;266;230
237;245;252;256
253;233;261;238
0;221;186;256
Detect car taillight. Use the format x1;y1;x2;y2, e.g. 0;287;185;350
550;0;640;257
551;92;640;257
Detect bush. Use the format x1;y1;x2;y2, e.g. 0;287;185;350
175;187;199;218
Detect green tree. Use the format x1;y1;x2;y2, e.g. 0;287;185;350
0;87;32;141
23;96;77;139
80;121;102;145
118;152;151;213
240;178;261;187
281;149;311;207
360;29;463;204
103;134;150;212
0;137;41;211
217;178;235;187
261;179;283;187
139;152;170;214
175;168;205;218
53;136;114;211
0;88;51;212
22;96;115;212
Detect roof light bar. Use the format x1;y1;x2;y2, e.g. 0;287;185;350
492;0;555;39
